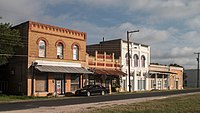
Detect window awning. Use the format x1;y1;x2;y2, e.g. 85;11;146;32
91;68;127;76
35;65;93;74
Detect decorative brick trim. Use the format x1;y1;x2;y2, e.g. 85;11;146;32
31;30;85;41
30;21;86;37
55;39;66;48
71;42;81;50
36;37;49;45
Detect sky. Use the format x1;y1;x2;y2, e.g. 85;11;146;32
0;0;200;69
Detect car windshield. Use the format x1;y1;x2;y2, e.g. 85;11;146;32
82;85;92;89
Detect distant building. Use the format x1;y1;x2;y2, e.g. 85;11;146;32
184;69;198;88
7;21;92;96
149;64;170;90
169;66;184;90
149;64;183;90
87;39;150;91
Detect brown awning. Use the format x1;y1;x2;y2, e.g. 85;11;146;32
91;68;127;76
35;65;93;74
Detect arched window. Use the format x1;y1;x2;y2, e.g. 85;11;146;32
134;54;139;67
125;53;131;66
57;42;64;59
125;53;128;66
73;45;79;60
38;40;46;57
141;55;146;67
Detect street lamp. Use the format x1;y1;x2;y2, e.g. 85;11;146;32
127;30;139;92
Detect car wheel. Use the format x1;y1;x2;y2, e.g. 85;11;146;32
101;91;105;95
87;92;91;96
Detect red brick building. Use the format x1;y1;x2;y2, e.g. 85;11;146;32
8;21;92;96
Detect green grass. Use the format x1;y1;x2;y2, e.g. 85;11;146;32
0;94;48;103
87;94;200;113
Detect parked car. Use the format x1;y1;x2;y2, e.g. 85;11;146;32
75;85;107;96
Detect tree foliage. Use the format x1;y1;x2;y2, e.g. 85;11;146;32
169;63;183;68
0;23;22;65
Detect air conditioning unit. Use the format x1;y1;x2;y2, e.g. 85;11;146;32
57;55;63;59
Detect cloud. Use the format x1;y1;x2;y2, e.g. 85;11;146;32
0;0;46;24
69;21;171;45
0;0;200;69
135;28;170;45
187;16;200;29
170;47;196;58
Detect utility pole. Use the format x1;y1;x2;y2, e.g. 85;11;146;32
127;30;139;92
194;52;200;88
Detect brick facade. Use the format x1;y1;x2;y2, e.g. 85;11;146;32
8;21;88;96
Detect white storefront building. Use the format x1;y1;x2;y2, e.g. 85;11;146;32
120;41;150;91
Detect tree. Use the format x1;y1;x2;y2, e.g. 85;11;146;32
0;23;22;65
169;63;183;68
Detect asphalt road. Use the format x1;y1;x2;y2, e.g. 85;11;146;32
0;88;200;112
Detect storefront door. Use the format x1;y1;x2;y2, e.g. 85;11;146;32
55;73;65;95
56;80;62;94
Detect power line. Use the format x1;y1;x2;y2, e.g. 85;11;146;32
0;54;27;57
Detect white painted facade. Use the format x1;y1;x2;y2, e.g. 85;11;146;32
120;40;150;91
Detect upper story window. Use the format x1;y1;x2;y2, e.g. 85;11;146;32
57;42;64;59
141;55;146;67
134;54;139;67
73;45;79;60
38;40;46;58
125;53;128;66
125;53;131;66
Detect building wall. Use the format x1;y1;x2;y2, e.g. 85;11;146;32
169;66;183;90
184;69;197;88
9;21;87;96
65;74;71;92
7;22;29;95
87;39;121;58
121;41;150;91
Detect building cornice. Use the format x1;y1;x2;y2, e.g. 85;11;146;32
28;21;86;41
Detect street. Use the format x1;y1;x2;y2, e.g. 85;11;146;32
0;88;200;112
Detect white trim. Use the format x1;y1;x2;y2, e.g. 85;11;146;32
35;60;81;67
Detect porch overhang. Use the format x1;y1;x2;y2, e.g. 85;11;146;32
35;65;93;74
149;70;176;75
90;68;127;76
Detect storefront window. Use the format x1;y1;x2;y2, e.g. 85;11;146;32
35;74;48;92
71;74;79;92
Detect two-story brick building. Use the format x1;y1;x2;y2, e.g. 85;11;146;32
86;51;126;92
8;21;92;96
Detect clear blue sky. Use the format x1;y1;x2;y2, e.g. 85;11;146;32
1;0;200;69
